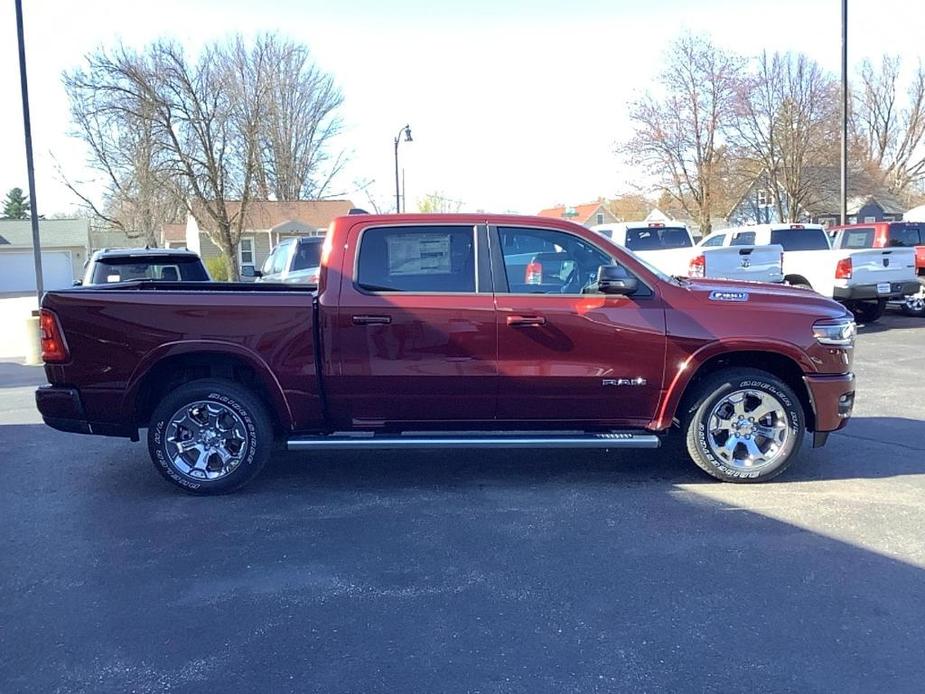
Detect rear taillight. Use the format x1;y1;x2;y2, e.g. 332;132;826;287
835;257;852;280
40;309;69;363
525;260;542;284
688;254;705;278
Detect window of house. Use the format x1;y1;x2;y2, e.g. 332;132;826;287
596;212;604;225
356;225;476;292
863;216;877;223
757;189;771;206
239;238;255;271
498;226;618;294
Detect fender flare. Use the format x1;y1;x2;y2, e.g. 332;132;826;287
652;339;814;430
121;340;294;429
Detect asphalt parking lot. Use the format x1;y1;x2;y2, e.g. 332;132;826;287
1;312;924;693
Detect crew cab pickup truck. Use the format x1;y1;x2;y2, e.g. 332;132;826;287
593;221;783;283
253;236;324;285
36;213;857;494
829;221;925;317
713;224;918;323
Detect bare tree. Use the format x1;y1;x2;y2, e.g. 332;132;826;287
731;51;839;221
256;36;345;201
61;78;183;246
853;55;925;197
622;33;742;235
417;192;463;213
62;34;345;279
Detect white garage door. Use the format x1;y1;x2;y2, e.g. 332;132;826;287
0;251;74;293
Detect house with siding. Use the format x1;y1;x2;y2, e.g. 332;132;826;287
183;200;356;274
727;168;907;227
536;201;619;228
0;218;90;292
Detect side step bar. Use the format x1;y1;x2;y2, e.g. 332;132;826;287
287;432;661;451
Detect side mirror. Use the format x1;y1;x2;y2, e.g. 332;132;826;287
72;280;83;287
596;265;638;295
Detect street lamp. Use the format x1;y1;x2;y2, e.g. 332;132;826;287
394;124;412;213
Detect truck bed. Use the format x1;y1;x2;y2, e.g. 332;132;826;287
41;282;324;435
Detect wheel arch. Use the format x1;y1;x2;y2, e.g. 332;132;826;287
124;341;293;432
784;274;812;288
655;347;816;432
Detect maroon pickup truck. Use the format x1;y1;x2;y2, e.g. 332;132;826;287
36;213;857;493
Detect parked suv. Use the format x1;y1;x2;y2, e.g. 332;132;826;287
78;248;210;286
255;237;324;284
830;222;925;317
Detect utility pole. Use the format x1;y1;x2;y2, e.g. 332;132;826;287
840;0;848;225
15;0;44;300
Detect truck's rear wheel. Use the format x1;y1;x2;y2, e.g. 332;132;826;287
147;379;273;494
901;286;925;317
683;369;804;482
848;299;886;324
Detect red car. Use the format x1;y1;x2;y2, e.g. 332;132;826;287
830;221;925;316
36;213;857;493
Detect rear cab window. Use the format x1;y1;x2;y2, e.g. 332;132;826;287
838;228;876;249
90;256;209;283
356;225;476;293
624;226;692;251
769;228;830;251
730;232;756;246
888;225;924;247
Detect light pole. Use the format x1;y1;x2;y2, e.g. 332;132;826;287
394;124;412;213
15;0;43;301
840;0;848;225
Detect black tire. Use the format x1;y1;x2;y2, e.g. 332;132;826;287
682;368;805;483
900;286;925;317
147;378;273;494
849;299;886;324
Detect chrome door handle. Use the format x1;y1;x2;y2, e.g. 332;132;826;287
352;315;392;325
506;315;546;327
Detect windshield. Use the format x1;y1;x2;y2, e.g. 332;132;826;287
625;226;692;251
769;228;830;251
89;256;209;284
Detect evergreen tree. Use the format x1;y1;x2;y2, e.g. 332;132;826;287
2;188;30;219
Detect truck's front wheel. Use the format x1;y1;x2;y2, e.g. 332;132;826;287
147;379;273;494
683;369;805;482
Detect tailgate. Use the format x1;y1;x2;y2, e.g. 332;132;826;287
843;248;917;286
636;248;694;276
702;245;783;283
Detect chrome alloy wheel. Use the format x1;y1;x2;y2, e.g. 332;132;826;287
165;401;249;481
706;389;791;471
904;287;925;313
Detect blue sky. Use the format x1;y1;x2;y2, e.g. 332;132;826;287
1;0;920;216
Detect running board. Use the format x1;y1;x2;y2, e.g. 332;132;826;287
286;432;661;451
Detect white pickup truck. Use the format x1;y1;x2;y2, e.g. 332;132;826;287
591;222;782;283
710;224;919;322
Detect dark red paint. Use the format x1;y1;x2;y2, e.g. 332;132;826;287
37;213;855;440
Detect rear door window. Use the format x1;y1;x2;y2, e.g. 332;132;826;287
624;226;692;251
769;228;830;251
357;225;476;292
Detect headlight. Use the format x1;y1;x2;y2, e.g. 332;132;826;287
813;318;856;347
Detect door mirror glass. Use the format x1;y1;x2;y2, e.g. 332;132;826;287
596;265;638;295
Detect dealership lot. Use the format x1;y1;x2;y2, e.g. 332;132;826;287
1;313;924;693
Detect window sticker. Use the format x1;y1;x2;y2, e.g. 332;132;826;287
387;233;451;275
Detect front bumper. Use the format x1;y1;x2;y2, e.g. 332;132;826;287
803;373;855;446
833;281;921;301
